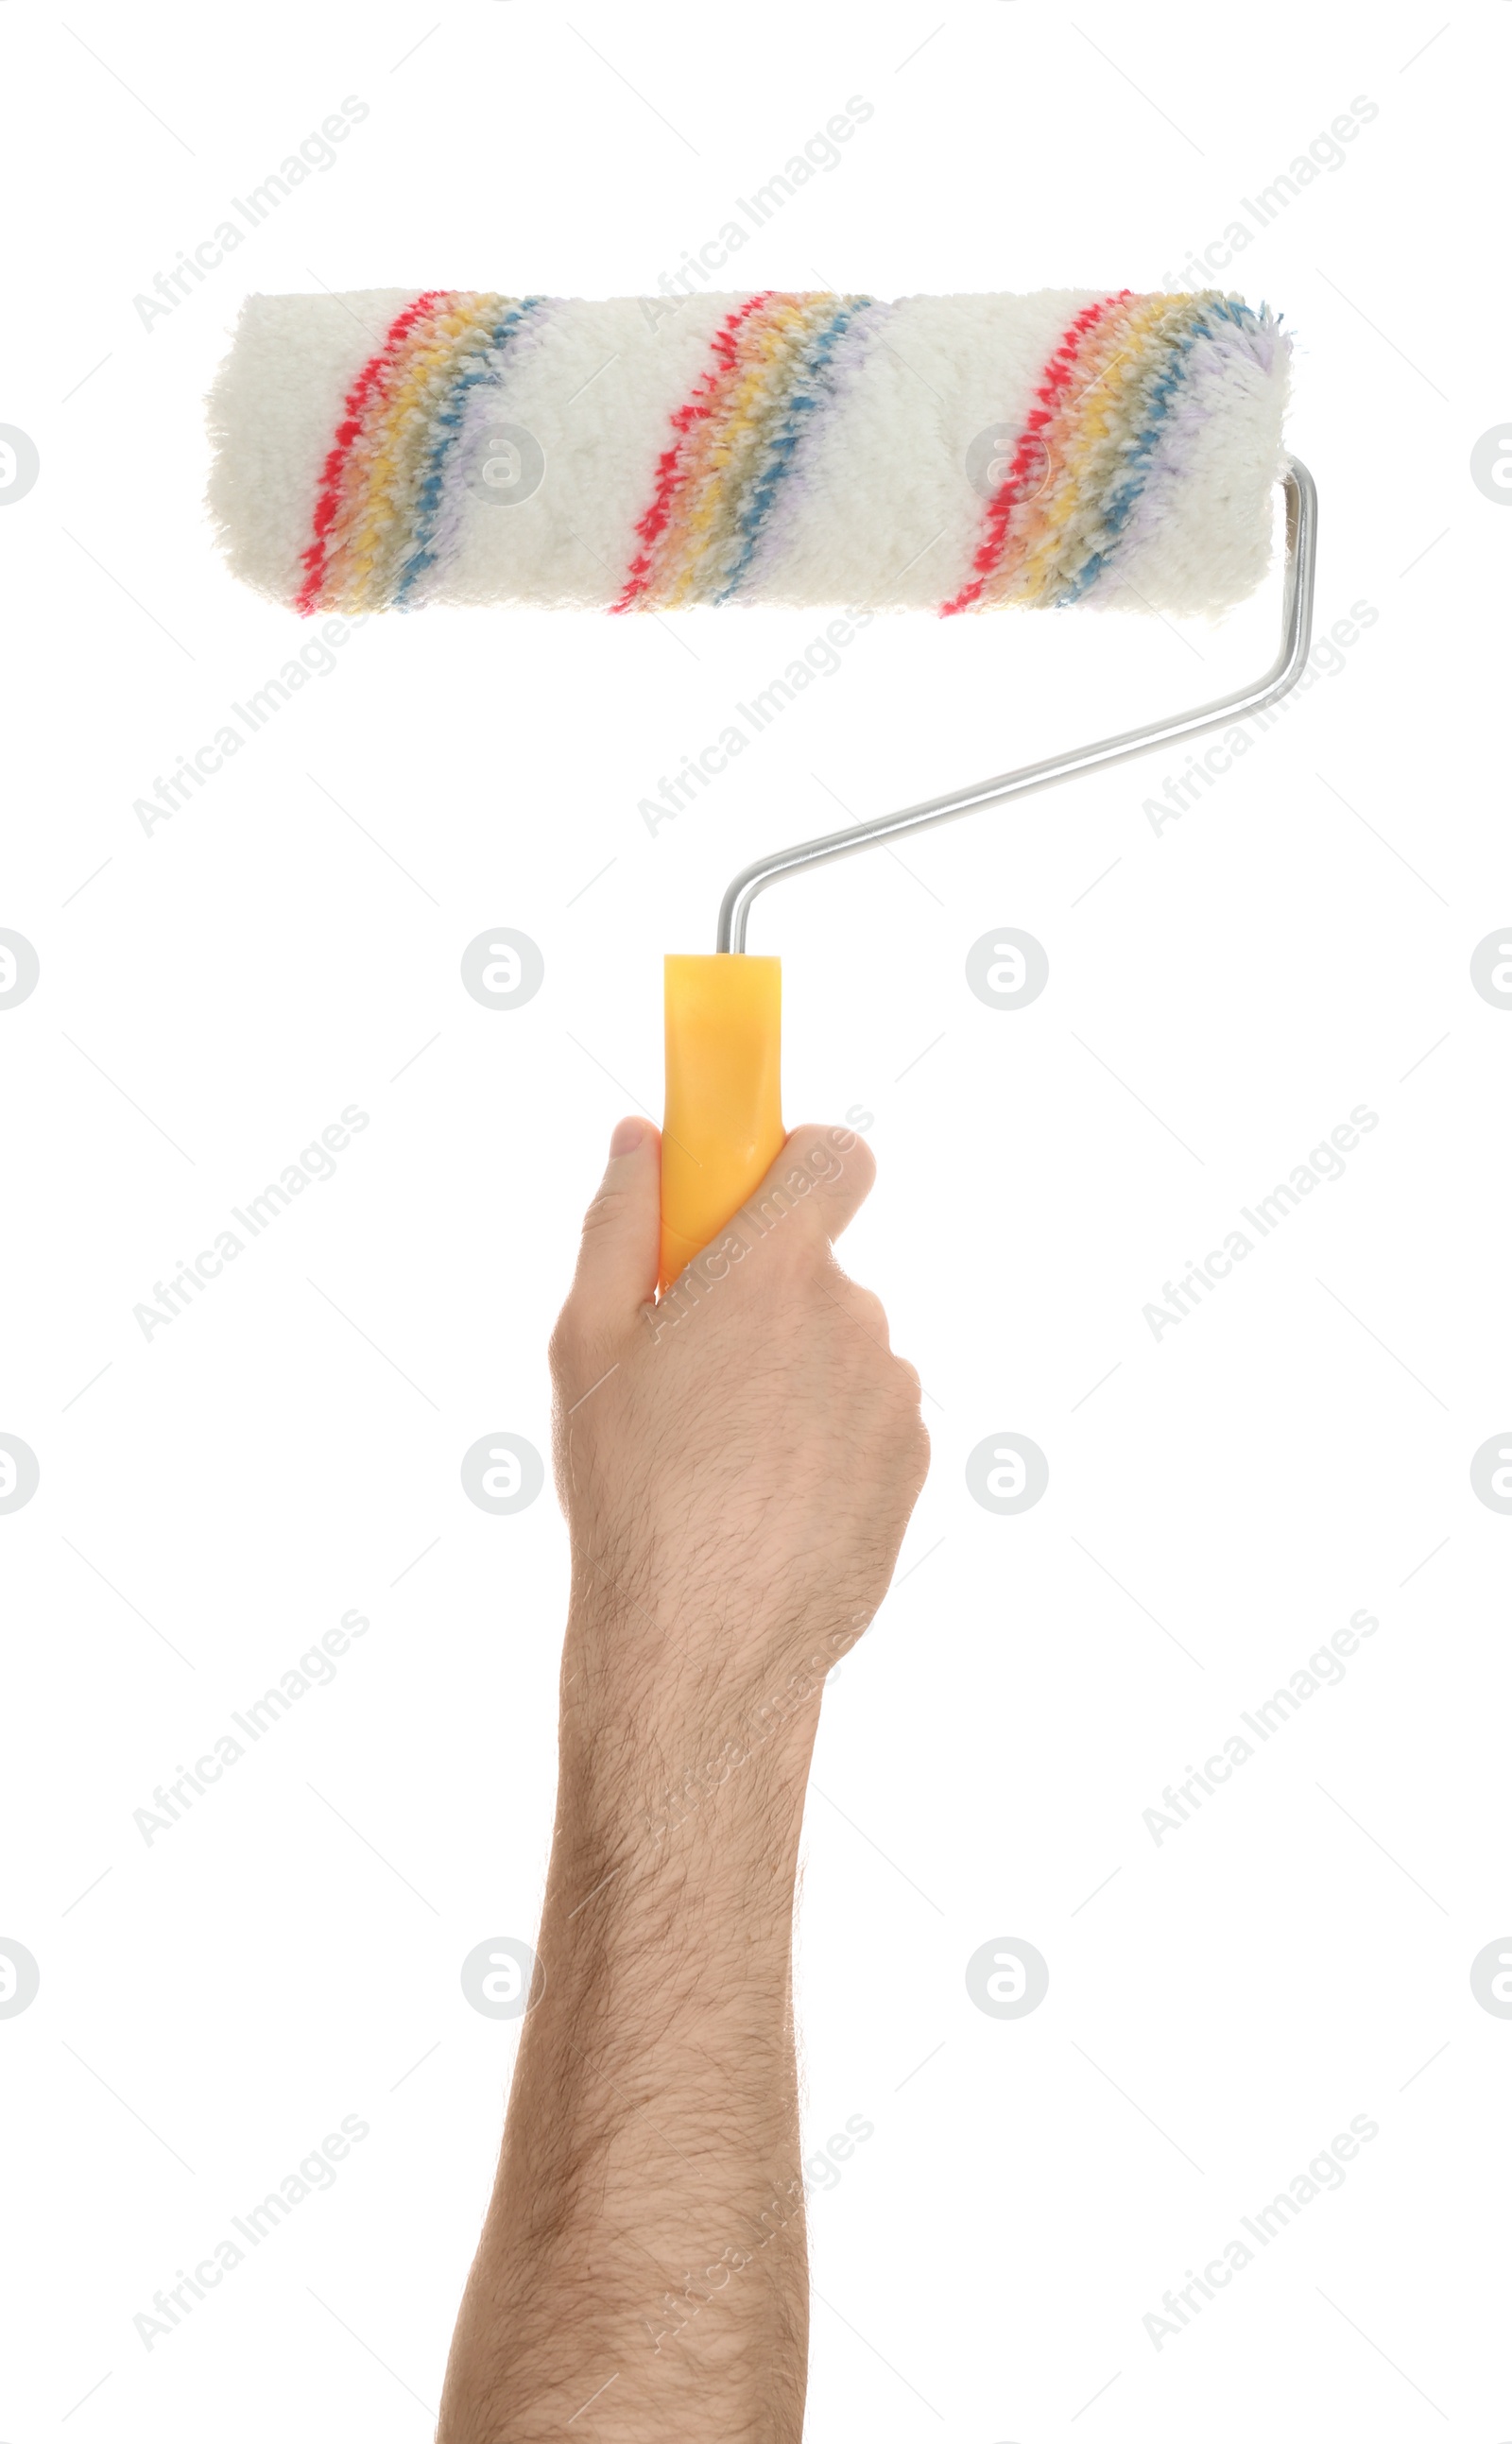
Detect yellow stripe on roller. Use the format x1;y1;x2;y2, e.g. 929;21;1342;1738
995;295;1170;605
336;296;504;611
314;305;467;608
999;293;1182;607
662;297;828;607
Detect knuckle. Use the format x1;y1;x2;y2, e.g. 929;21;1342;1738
840;1132;876;1196
817;1265;892;1352
548;1307;587;1375
580;1183;631;1239
785;1121;872;1198
850;1287;889;1341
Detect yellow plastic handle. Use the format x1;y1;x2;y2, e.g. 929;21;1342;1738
660;954;784;1290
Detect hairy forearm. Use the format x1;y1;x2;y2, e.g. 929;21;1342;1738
439;1113;927;2438
438;1592;826;2443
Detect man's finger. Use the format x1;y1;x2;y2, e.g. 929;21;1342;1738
568;1117;662;1327
735;1122;877;1251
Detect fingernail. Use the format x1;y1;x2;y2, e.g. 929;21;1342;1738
610;1116;645;1157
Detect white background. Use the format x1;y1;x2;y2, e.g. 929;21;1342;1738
1;3;1506;2436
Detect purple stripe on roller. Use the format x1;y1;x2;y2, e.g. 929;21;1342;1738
738;299;893;598
404;302;558;606
1093;311;1289;603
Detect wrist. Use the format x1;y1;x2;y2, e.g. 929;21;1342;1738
561;1576;833;1774
552;1590;824;1908
558;1666;819;1854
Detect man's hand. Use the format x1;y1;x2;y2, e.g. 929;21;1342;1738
438;1119;928;2443
550;1114;930;1783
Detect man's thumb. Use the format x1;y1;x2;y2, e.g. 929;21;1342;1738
567;1117;662;1324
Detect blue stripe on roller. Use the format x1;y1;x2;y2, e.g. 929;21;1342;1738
1056;297;1261;607
714;297;878;604
395;297;545;605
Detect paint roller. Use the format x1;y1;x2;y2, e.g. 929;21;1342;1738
207;287;1316;1287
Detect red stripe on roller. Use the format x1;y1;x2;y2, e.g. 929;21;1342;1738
940;291;1130;617
294;290;451;617
611;292;775;613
